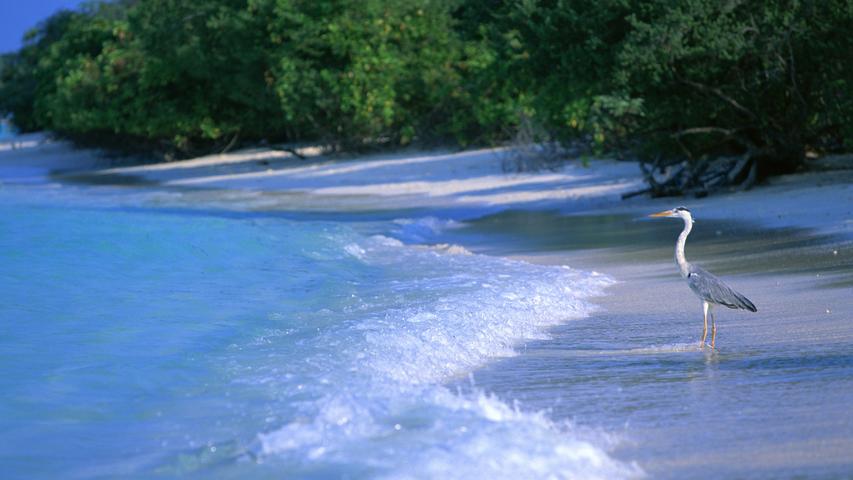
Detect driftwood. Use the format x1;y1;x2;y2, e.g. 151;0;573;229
269;145;308;160
622;122;771;199
623;151;759;199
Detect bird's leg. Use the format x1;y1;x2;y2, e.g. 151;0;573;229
701;301;709;346
710;307;717;349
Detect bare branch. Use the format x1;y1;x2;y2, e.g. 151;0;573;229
679;78;758;120
786;34;807;109
673;135;694;161
739;159;758;190
672;126;735;138
220;132;240;154
270;146;308;160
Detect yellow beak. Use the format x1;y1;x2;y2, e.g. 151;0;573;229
649;210;673;218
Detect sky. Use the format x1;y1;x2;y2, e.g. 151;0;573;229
1;0;85;54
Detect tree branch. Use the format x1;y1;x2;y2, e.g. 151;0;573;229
220;131;239;154
270;146;307;160
671;126;736;138
679;78;758;120
786;34;807;110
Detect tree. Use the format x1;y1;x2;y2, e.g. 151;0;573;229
0;10;90;132
1;0;850;190
617;0;853;195
261;0;465;148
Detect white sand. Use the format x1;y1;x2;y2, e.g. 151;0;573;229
2;136;850;236
608;169;853;235
89;146;644;212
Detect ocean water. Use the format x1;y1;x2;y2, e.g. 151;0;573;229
0;186;639;479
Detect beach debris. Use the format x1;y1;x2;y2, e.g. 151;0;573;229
624;151;758;199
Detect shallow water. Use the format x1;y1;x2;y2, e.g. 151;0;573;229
0;186;638;479
439;209;853;285
465;295;853;478
446;210;853;478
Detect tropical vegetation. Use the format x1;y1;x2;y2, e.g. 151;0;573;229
1;0;851;194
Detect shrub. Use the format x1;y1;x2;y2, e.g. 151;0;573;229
0;0;850;190
616;0;853;192
261;0;465;148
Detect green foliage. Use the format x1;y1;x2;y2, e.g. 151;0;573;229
616;0;853;173
10;0;285;153
452;0;634;143
0;9;91;131
260;0;464;147
0;0;850;171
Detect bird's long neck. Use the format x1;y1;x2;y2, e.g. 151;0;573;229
675;216;692;277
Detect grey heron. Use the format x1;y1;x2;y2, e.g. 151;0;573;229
649;207;756;347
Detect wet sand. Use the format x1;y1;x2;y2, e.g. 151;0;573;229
445;209;853;285
446;210;853;478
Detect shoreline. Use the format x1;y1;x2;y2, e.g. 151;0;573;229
447;210;852;478
2;136;852;477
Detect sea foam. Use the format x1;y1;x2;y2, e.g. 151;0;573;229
257;230;642;478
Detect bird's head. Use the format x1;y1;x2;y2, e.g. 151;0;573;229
649;206;694;223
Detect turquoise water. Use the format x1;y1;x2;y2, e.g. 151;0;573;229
0;186;636;479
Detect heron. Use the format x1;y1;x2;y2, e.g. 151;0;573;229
649;207;756;348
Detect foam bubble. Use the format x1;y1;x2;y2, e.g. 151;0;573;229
255;232;640;478
389;391;642;480
423;243;472;255
344;243;367;259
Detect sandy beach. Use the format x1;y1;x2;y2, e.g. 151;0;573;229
2;136;851;478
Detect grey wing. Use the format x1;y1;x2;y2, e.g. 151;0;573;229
687;265;757;312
